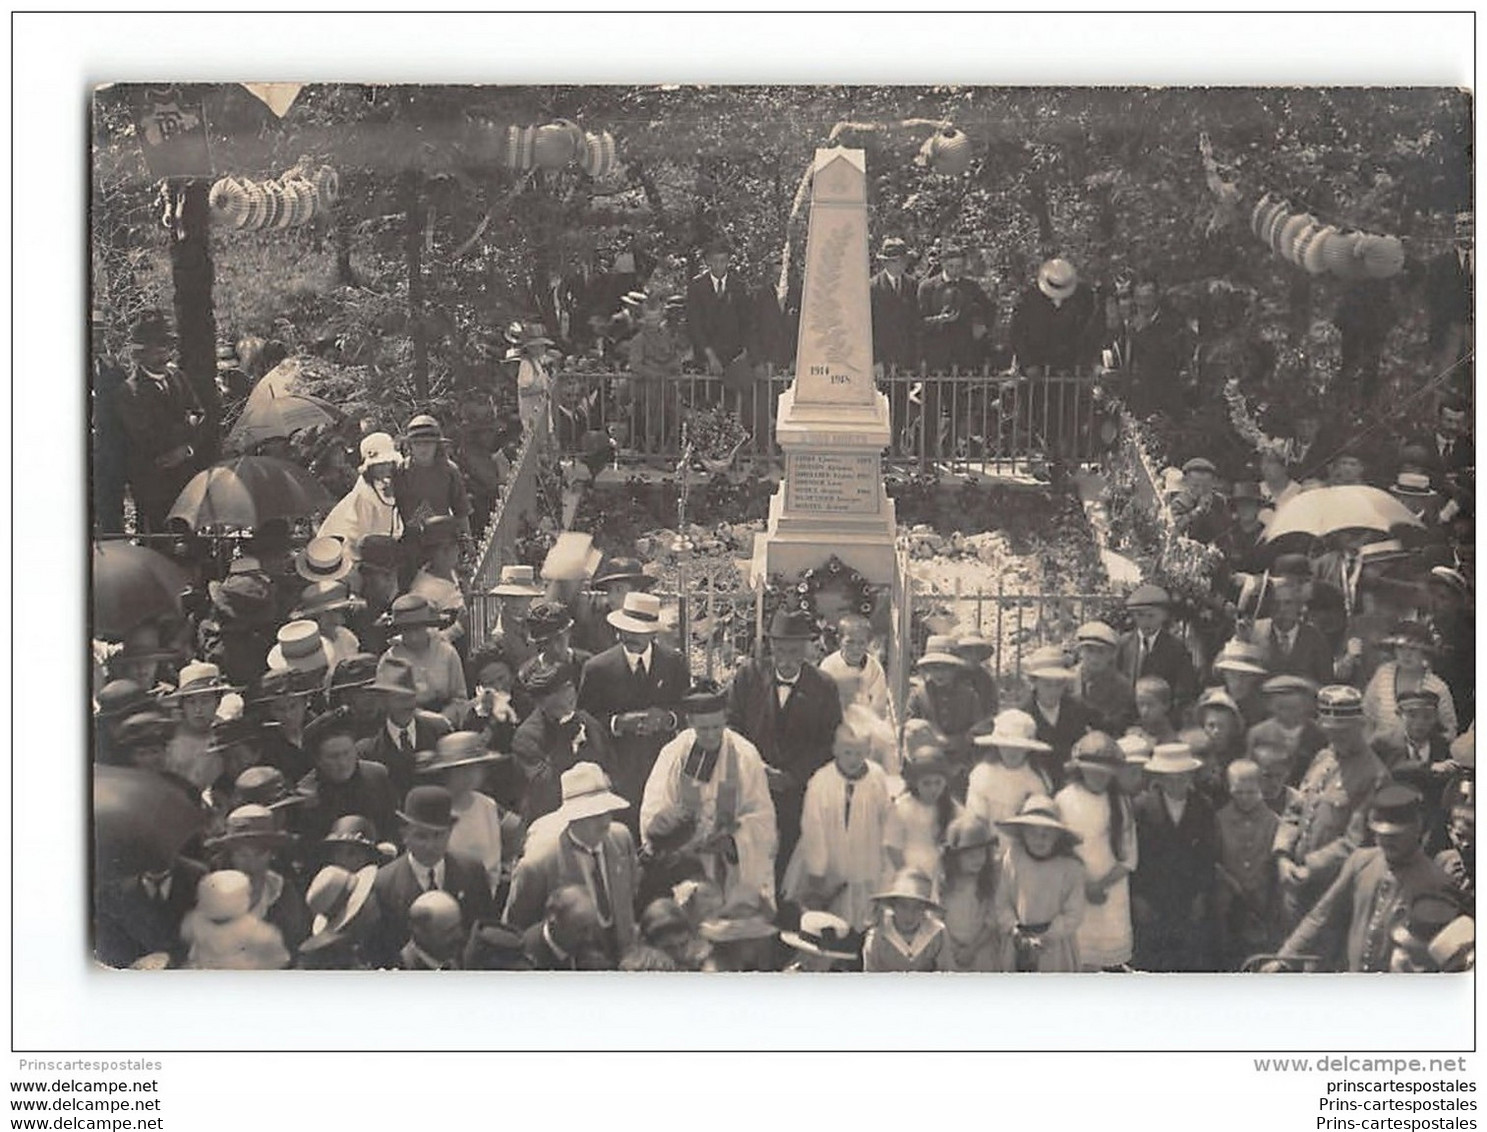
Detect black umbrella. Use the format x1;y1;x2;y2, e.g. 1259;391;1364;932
93;765;207;880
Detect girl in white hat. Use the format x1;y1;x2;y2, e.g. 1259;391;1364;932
993;795;1086;972
966;709;1053;829
316;432;404;553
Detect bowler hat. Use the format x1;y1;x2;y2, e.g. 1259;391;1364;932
295;536;354;584
555;761;629;823
767;606;816;641
207;804;297;850
323;814;384;853
1368;783;1423;834
524;599;574;642
114;708;175;747
592;556;657;591
370;656;419;697
414;731;505;776
233;765;306;810
489;564;545;598
608;591;666;634
397;785;456;830
266;620;335;674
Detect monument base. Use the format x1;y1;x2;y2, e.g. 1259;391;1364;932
754;489;898;583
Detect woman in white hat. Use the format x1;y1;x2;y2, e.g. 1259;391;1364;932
1055;732;1137;971
966;708;1053;829
316;432;404;554
181;870;291;971
992;794;1086;972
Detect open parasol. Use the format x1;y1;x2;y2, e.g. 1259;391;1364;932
1263;485;1426;543
92;540;191;640
93;765;208;880
167;455;334;530
225;372;342;452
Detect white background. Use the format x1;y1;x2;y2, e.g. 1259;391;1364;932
8;11;1478;1062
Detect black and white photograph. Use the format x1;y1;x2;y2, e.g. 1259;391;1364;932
84;76;1475;980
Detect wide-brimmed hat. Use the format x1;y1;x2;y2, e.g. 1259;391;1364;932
876;236;910;260
592;556;657;591
780;911;861;961
556;761;629;823
974;708;1050;752
916;632;968;670
767;606;817;641
295;536;354;583
206;803;297;851
129;310;176;347
293;580;365;620
1037;258;1078;302
1213;639;1269;676
195;870;252;923
266;620;336;674
95;679;151;721
1145;743;1204;776
1025;645;1075;681
1069;731;1123;768
698;897;778;943
1381;620;1434;651
1075;621;1119;649
114;708;175;747
385;593;446;630
524;599;575;642
1125;583;1172;609
163;661;240;701
415;731;506;776
403;413;445;443
248;666;320;705
328;653;380;695
369;656;419;697
872;868;944;907
207;573;275;624
397;784;456;830
303;863;378;945
1369;783;1424;834
489;564;545;598
608;591;666;634
520;659;574;698
1316;684;1365;724
357;432;400;474
1196;688;1243;718
233;765;308;810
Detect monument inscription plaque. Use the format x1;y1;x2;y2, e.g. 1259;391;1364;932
785;452;882;515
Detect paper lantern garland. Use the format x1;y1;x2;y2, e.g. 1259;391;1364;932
208;165;339;232
1248;189;1404;280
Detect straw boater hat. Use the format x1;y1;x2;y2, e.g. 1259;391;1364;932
414;731;507;776
592;556;657;591
164;661;240;701
1391;471;1437;499
916;633;968;670
206;804;297;851
872;868;944;908
384;593;447;631
357;432;400;474
266;620;336;674
1025;645;1075;681
488;564;545;598
300;863;378;952
1213;639;1269;676
1145;742;1204;776
1075;621;1119;650
295;536;354;584
1358;539;1413;570
1116;733;1153;766
555;762;629;824
608;591;666;634
974;708;1051;751
293;580;365;620
1381;620;1435;652
1315;684;1365;726
780;911;861;961
1037;258;1079;302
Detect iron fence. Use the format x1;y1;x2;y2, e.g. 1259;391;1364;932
551;366;1106;474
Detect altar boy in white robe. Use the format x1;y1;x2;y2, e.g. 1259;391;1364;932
782;706;894;931
641;681;778;907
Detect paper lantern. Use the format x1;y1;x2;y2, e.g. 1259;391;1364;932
312;165;340;209
240;181;268;231
920;127;973;177
1360;234;1405;279
1259;200;1289;249
505;125;535;171
1300;224;1338;275
580;130;618;179
533;122;580;170
1323;230;1368;281
208;177;249;229
1278;214;1313;263
1250;192;1275;240
282;177;317;226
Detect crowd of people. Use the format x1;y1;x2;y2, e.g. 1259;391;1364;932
92;201;1473;973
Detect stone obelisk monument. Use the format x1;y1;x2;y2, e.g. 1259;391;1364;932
756;147;897;583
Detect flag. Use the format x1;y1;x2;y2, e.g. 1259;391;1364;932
241;82;304;119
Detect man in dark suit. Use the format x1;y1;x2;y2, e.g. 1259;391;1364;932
871;237;922;448
520;884;602;971
725;607;844;871
1244;582;1335;690
296;708;400;844
685;240;753;379
512;661;613;826
94;855;207;968
1131;744;1218;971
576;591;686;833
1424;212;1472;373
357;656;453;796
112;310;205;534
368;785;494;968
917;243;992;372
1414;394;1475;497
1115;585;1199;713
503;763;641;965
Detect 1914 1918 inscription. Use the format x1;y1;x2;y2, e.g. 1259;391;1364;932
784;452;881;514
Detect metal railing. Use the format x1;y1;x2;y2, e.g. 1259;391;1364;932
551;366;1104;474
